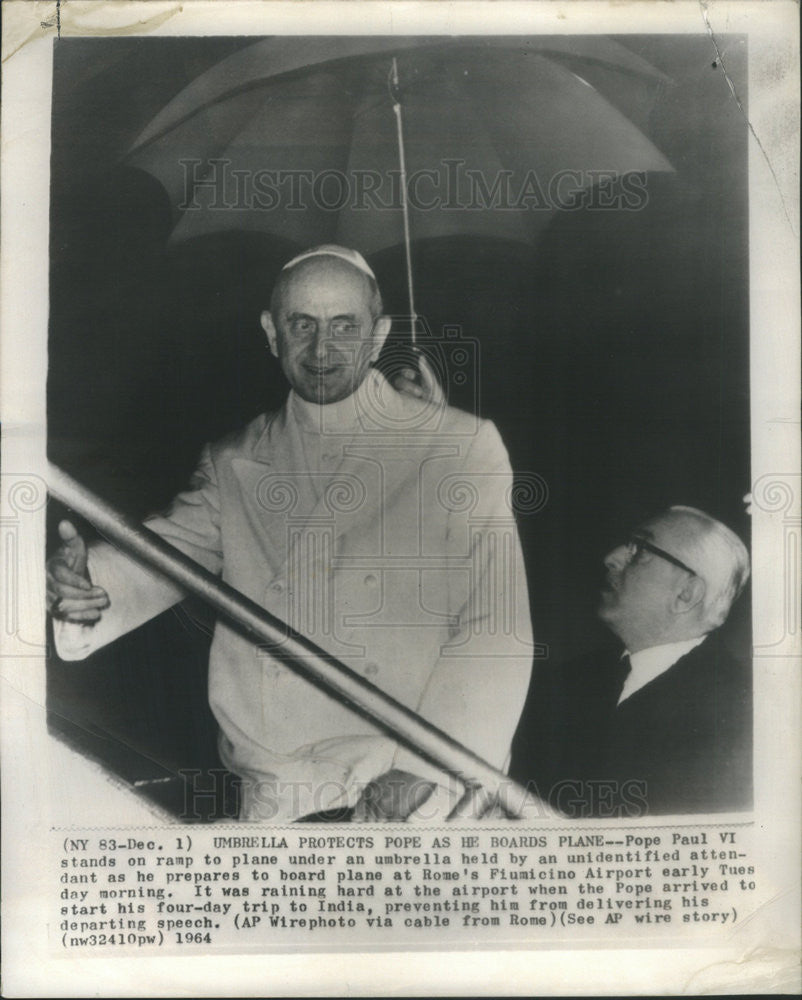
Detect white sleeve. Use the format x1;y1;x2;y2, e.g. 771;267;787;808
53;445;223;660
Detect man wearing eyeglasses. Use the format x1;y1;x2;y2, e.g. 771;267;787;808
510;505;751;816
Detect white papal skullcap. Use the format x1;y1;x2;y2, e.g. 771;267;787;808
281;244;376;280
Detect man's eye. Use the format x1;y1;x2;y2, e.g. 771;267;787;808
332;321;359;337
291;318;316;335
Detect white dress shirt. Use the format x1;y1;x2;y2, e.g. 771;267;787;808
617;635;707;706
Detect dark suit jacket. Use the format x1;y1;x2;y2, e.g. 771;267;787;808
510;631;752;816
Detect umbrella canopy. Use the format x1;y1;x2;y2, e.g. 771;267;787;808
128;36;674;256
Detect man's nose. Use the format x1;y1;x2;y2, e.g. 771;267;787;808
311;325;330;358
604;544;628;570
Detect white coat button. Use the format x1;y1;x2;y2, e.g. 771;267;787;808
270;581;284;594
364;574;378;586
365;662;379;677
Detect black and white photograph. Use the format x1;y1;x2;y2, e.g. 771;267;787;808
44;30;754;822
1;1;799;995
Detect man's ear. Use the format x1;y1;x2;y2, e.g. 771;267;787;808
673;575;706;616
368;316;392;362
260;310;279;358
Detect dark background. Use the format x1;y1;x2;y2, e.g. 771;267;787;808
46;36;750;812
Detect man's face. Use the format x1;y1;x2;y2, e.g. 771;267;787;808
262;259;389;405
597;513;701;646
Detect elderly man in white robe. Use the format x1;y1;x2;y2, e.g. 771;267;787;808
47;245;534;823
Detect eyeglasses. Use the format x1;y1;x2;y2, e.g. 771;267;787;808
625;536;698;577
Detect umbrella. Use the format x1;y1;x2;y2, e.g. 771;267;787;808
128;36;674;335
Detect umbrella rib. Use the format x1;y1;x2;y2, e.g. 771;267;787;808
132;54;409;156
350;91;389;123
135;55;440;155
132;79;282;155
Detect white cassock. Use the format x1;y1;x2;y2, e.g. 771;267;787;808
55;369;534;821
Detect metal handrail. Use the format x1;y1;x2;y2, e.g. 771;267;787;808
48;463;548;820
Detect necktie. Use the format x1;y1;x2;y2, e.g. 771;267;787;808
615;653;632;706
